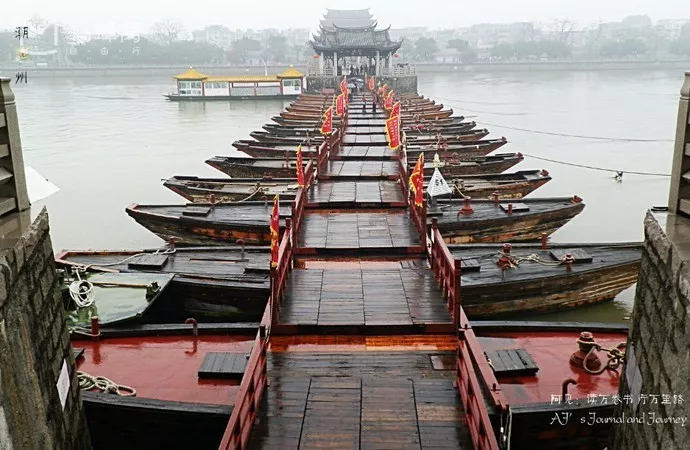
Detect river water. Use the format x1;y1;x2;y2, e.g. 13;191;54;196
11;70;682;322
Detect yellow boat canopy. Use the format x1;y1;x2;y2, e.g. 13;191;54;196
173;66;304;83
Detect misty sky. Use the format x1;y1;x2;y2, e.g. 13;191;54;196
4;1;690;35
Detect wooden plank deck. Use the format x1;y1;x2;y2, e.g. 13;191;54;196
297;211;421;252
248;350;470;449
307;181;405;207
321;160;399;179
278;268;452;329
331;145;397;160
342;134;388;145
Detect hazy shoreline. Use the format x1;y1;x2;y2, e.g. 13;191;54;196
1;60;689;78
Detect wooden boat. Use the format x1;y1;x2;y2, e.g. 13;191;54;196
448;242;641;317
72;329;255;449
430;196;586;243
469;321;630;449
164;176;301;202
206;153;524;179
56;246;271;323
271;115;467;128
126;197;583;246
280;108;454;121
250;131;324;144
164;170;549;204
125;201;292;246
250;128;489;146
262;121;477;136
233;137;507;158
430;170;552;200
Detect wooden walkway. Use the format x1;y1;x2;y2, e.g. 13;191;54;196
249;343;469;449
244;97;469;449
307;181;405;207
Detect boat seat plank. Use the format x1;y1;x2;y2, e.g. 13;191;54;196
500;202;529;212
182;206;211;217
486;348;539;377
198;351;248;379
127;254;170;270
549;248;593;264
460;258;481;272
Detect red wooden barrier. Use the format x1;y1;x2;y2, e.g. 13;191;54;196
429;218;460;322
271;219;293;325
218;323;269;450
291;159;315;245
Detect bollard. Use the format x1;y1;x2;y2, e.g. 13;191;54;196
90;316;100;340
570;331;601;371
492;191;499;204
236;239;246;259
540;169;550;177
497;243;513;270
209;193;215;207
507;203;513;215
541;233;548;250
185;318;198;336
572;195;583;203
564;253;574;271
458;197;474;215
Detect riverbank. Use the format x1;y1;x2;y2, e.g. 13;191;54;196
1;59;689;78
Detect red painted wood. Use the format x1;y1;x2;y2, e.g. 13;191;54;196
75;336;253;405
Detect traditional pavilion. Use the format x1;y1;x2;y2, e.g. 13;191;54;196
310;9;404;77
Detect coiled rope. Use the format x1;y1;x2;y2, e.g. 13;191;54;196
497;251;566;268
521;153;671;177
78;372;136;396
69;269;95;308
576;338;627;375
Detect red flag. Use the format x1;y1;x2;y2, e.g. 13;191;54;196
296;145;305;186
385;115;401;150
335;93;344;116
409;154;424;206
381;84;388;96
368;76;375;91
384;91;393;110
270;195;280;267
339;76;347;94
390;101;401;119
320;106;333;135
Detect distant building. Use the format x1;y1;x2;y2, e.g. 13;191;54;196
466;22;535;46
192;25;234;49
656;19;690;40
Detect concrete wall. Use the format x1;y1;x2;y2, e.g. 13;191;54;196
306;75;418;94
609;211;690;450
0;207;91;449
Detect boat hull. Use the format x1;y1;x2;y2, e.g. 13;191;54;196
165;94;299;101
436;201;585;243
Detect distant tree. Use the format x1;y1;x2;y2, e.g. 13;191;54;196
551;18;575;44
534;40;571;58
461;48;477;63
151;20;184;46
447;39;469;52
0;31;15;62
267;35;287;62
671;24;690;56
414;37;437;61
490;43;514;60
600;38;648;58
227;38;262;64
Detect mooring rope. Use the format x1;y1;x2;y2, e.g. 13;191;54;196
520;153;671;177
78;371;137;396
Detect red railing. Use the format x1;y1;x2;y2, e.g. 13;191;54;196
427;218;508;450
457;307;508;450
291;159;315;246
398;143;427;250
217;320;269;450
271;218;293;325
428;218;460;323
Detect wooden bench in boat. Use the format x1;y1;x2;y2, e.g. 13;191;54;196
485;348;539;377
198;352;249;380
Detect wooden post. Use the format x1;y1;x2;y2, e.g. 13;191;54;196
270;266;278;326
420;199;428;251
454;259;462;327
285;217;293;255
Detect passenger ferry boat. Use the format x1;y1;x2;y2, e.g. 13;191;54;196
165;66;305;101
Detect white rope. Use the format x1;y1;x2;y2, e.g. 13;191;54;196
78;371;136;397
69;269;95;308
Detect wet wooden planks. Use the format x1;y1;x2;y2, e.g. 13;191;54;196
248;351;470;449
307;181;404;207
279;268;452;327
333;146;397;160
342;134;388;145
298;211;420;250
322;160;399;178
